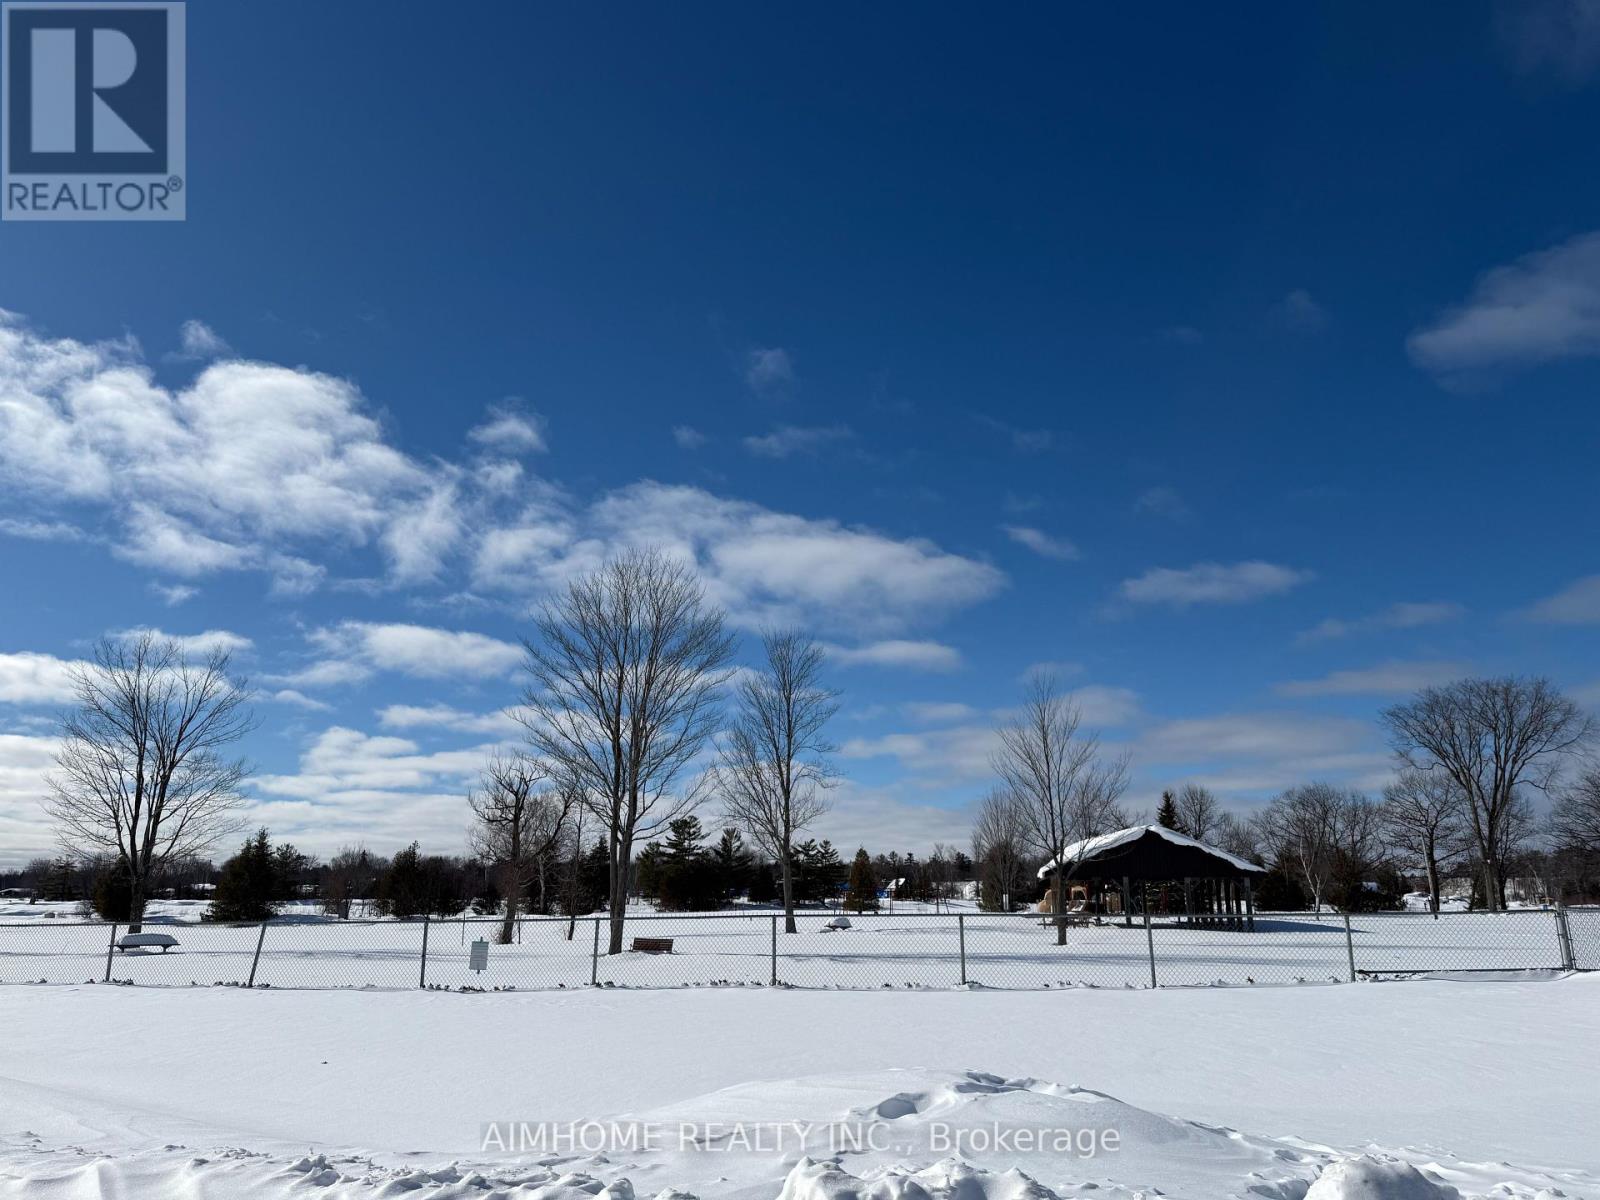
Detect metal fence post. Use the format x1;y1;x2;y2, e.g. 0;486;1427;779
418;915;431;988
247;922;268;988
1555;905;1577;971
590;916;600;985
958;913;967;985
1343;912;1357;982
1144;909;1157;988
103;922;118;982
770;913;778;986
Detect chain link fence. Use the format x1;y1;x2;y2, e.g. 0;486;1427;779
1;907;1594;991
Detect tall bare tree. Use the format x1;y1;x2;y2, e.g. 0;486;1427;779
1380;769;1468;916
45;633;254;931
971;787;1029;911
1211;810;1260;863
991;677;1129;944
1174;783;1220;842
714;630;839;932
520;548;735;953
1382;677;1592;910
467;751;574;943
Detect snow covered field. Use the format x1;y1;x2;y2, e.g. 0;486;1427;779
2;907;1589;991
0;976;1594;1199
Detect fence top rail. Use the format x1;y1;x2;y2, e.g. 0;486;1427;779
0;906;1568;931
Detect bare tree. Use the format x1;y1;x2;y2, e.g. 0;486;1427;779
713;630;839;933
1383;677;1592;910
971;788;1029;911
991;677;1129;944
45;633;255;931
1254;783;1349;912
1380;769;1468;916
1211;810;1260;863
520;548;735;954
1551;767;1600;855
467;751;574;943
1174;783;1220;842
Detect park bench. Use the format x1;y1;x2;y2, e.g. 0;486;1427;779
630;936;674;953
117;932;179;953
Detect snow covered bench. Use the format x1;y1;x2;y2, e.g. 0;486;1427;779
116;932;179;953
630;937;674;954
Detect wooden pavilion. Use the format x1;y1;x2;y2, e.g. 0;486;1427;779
1037;824;1265;931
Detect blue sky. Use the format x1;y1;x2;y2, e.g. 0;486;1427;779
2;1;1599;866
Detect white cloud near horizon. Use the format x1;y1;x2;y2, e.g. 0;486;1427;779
0;652;84;705
283;621;523;686
1118;561;1312;607
742;424;853;458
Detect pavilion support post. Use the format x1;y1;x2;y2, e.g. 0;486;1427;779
1183;878;1193;927
1244;878;1256;932
1121;876;1133;927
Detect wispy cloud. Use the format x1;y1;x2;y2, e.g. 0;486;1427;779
742;424;853;458
744;346;794;394
672;425;707;450
824;639;963;672
172;319;231;361
1297;601;1464;643
468;403;548;454
1118;561;1312;608
977;416;1055;454
275;621;522;688
1522;574;1600;624
1132;486;1191;521
1409;231;1600;373
1275;288;1328;331
0;651;84;705
1276;659;1470;698
1001;525;1080;561
1496;0;1600;83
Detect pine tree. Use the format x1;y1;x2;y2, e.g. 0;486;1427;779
1157;790;1179;830
714;827;751;899
845;847;877;913
210;829;281;922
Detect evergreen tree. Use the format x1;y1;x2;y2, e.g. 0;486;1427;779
1157;790;1180;830
714;827;751;899
210;829;281;922
845;847;877;912
748;859;778;903
375;842;428;919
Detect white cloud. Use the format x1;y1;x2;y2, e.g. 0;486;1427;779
825;640;963;672
0;652;83;705
977;416;1055;454
1118;561;1312;607
1070;684;1143;727
468;405;547;454
377;703;522;736
294;621;522;685
742;424;853;458
177;319;230;360
806;781;976;855
0;733;60;866
0;313;435;589
270;689;332;712
1131;711;1391;799
1523;574;1600;624
1297;601;1464;643
744;347;794;393
902;701;980;724
1001;525;1080;561
149;582;199;606
1409;232;1600;372
0;517;84;542
111;627;254;657
1276;660;1470;698
672;425;707;450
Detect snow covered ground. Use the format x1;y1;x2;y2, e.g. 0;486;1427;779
2;907;1587;990
1;975;1594;1199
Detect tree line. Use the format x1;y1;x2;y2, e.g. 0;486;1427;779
23;548;1600;938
